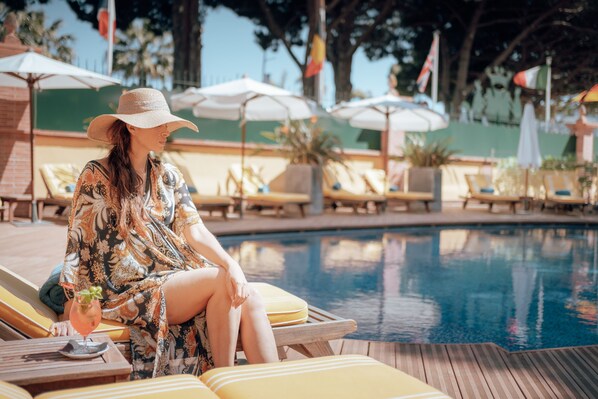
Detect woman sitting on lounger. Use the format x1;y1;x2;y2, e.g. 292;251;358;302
50;88;277;379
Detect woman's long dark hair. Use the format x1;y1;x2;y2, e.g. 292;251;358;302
107;120;147;238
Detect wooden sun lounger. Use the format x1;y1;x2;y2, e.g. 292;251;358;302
323;166;386;214
227;164;310;218
462;174;522;214
362;169;433;212
0;264;357;362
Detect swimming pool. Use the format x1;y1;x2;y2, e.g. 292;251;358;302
220;225;598;351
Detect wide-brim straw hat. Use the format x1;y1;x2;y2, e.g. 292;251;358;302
87;88;198;144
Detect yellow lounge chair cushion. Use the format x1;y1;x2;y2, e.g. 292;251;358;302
253;283;307;326
324;188;385;203
0;267;306;341
35;375;218;399
200;355;450;399
0;381;31;399
246;193;310;204
386;191;434;201
39;164;80;200
546;195;587;205
190;193;232;206
471;193;520;202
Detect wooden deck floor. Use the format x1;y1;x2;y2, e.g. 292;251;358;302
1;210;597;398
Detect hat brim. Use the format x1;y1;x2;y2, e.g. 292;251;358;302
87;110;199;144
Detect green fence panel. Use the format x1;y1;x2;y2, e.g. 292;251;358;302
36;90;593;159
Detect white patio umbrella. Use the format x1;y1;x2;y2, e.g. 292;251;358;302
170;77;313;200
330;94;448;173
517;102;542;198
0;50;120;222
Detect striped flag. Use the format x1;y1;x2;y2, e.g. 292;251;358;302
305;34;326;78
513;65;549;90
97;0;116;41
416;35;438;93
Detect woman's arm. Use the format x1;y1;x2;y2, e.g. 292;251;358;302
184;223;249;308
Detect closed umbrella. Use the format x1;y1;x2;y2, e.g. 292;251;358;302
170;77;312;202
0;50;120;223
517;102;542;199
330;94;448;173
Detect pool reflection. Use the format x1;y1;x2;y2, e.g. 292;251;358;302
220;226;598;351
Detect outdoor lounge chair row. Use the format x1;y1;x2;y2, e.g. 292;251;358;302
462;173;590;214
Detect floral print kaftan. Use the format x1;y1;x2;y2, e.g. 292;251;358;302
60;157;214;379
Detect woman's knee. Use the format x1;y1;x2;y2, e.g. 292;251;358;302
242;288;267;315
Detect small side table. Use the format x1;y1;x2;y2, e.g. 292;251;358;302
519;196;535;212
0;194;44;222
0;334;131;396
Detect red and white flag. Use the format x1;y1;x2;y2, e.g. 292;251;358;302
97;0;116;74
416;35;438;93
97;0;116;41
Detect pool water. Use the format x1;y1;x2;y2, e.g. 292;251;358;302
220;225;598;351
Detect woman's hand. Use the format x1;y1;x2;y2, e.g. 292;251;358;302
49;320;76;336
225;263;250;308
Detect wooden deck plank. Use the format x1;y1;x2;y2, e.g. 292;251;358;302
573;346;598;374
395;344;426;382
339;339;369;356
368;341;395;367
549;348;598;398
420;344;462;399
525;350;591;399
498;350;557;399
469;344;526;399
445;344;493;399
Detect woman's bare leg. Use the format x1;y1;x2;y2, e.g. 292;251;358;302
163;268;242;367
239;289;278;364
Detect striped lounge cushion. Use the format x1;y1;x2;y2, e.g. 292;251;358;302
0;381;31;399
200;355;450;399
35;375;218;399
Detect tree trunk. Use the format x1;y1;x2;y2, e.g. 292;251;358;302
330;19;354;103
333;56;352;102
451;0;485;114
172;0;203;89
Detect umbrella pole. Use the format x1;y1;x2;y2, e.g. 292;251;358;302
382;112;390;191
239;110;246;219
28;80;39;223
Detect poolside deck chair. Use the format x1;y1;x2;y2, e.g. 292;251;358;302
39;164;81;216
160;152;233;220
322;165;385;214
462;174;522;213
363;168;434;212
542;172;589;214
0;265;355;361
226;164;310;218
0;355;449;399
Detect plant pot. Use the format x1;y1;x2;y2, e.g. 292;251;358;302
284;164;323;215
408;167;442;212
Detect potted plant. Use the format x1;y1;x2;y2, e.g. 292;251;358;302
262;119;346;215
401;135;458;211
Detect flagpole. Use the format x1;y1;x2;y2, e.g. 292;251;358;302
545;56;552;128
107;0;115;75
432;30;440;103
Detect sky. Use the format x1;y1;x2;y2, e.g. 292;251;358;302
33;1;397;108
